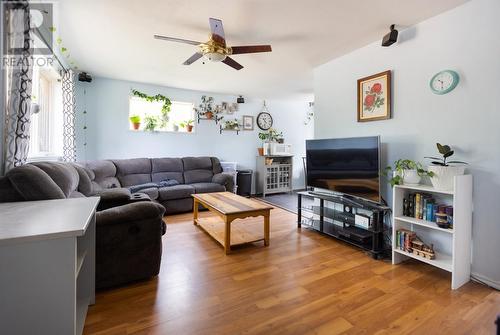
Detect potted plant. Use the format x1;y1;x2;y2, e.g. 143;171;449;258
129;115;141;130
224;119;239;130
180;119;194;132
194;96;215;119
383;159;434;187
267;128;284;142
172;123;179;132
144;115;158;132
425;143;467;190
257;131;269;156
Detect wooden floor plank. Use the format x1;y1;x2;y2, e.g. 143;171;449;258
84;207;500;335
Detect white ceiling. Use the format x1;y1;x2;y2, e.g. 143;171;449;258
58;0;467;98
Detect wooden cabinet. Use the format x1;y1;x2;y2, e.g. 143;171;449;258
256;155;293;197
0;197;99;335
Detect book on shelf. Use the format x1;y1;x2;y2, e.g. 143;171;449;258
395;229;416;252
401;192;453;228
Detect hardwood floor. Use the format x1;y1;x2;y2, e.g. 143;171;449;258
84;206;499;335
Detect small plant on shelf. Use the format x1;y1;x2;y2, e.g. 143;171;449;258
194;95;223;121
223;119;239;130
425;143;468;190
383;159;434;187
267;128;284;142
143;115;159;132
180;119;194;132
425;143;467;166
259;128;283;142
257;128;284;155
129;115;141;130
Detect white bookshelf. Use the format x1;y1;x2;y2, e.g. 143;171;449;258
392;175;472;289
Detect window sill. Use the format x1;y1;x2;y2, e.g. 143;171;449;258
128;129;196;134
27;155;62;163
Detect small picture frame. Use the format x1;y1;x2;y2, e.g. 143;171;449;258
357;70;391;122
221;102;228;112
242;115;254;130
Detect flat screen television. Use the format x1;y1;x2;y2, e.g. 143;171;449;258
306;136;381;203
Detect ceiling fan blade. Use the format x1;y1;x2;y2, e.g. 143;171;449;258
230;45;272;54
154;35;201;46
209;18;226;46
183;52;203;65
222;56;243;70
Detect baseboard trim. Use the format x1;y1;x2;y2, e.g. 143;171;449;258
471;272;500;290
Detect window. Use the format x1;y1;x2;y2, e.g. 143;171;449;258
28;64;63;160
129;96;195;132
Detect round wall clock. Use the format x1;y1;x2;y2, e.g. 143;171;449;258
430;70;460;95
257;112;273;130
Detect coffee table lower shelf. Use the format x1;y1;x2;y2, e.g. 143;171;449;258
195;217;265;247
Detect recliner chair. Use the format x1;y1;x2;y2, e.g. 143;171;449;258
0;162;166;290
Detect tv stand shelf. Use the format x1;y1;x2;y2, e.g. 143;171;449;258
297;191;390;259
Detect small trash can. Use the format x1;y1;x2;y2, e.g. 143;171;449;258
236;169;252;197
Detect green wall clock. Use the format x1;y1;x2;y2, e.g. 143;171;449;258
430;70;460;95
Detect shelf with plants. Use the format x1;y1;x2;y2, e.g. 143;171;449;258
388;144;472;290
219;119;240;134
194;95;223;124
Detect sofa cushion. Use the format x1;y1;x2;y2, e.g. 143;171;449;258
211;157;223;174
31;162;79;198
113;158;152;187
71;163;94;196
137;187;159;200
191;182;225;194
82;160;120;189
158;184;195;200
151;158;184;184
4;165;66;201
183;157;214;184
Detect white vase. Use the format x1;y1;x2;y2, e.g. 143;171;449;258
428;165;466;191
402;169;421;185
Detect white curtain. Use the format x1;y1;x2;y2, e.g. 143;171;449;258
62;70;76;162
4;1;34;171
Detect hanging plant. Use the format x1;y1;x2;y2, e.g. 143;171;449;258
131;89;172;127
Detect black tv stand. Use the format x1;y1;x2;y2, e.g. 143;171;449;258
297;191;390;259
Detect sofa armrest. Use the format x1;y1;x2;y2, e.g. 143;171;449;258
96;188;133;210
212;172;235;192
97;201;165;226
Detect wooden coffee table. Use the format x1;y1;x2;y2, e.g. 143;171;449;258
192;192;273;254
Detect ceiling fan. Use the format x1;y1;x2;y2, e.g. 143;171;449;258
154;18;272;70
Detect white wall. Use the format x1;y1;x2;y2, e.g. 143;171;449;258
314;0;500;287
75;77;314;191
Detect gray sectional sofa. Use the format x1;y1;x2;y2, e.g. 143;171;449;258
80;156;234;214
0;156;232;289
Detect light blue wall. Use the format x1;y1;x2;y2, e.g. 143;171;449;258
75;77;314;190
314;0;500;286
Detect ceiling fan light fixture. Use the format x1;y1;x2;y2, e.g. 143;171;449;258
204;52;226;62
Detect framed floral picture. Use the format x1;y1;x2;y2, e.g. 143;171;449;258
357;70;391;122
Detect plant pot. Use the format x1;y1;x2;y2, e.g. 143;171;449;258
428;165;466;191
257;147;264;156
205;111;213;119
402;169;421;185
186;125;194;132
173;124;179;131
132;122;140;130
